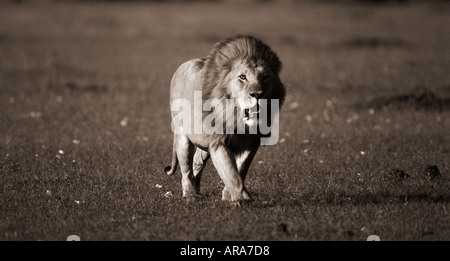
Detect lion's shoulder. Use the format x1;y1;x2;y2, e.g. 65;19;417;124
193;58;206;71
170;58;207;104
171;58;206;85
175;58;206;75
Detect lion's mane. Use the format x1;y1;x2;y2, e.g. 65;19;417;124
199;35;286;148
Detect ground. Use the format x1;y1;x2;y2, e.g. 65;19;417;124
0;0;449;241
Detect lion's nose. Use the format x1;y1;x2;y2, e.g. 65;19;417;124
250;91;265;100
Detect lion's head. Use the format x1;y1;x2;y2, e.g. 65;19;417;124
202;35;286;135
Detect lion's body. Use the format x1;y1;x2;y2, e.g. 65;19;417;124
165;35;286;202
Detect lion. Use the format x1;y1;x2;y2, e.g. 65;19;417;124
164;35;286;202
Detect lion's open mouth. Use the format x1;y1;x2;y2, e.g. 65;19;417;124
243;105;260;121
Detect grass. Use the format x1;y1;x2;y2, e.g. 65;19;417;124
0;0;449;241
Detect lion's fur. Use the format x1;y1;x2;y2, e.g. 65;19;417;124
166;35;286;201
201;35;286;147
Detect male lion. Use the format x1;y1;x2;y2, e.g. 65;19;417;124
165;35;286;202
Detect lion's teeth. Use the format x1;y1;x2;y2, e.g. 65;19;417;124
243;108;259;120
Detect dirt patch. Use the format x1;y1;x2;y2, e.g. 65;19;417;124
356;88;450;111
424;165;441;180
338;36;409;49
66;82;108;93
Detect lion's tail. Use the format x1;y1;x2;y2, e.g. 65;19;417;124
164;138;178;176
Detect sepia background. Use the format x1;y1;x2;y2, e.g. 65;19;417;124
0;0;449;240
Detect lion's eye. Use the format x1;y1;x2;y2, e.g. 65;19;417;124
239;75;247;81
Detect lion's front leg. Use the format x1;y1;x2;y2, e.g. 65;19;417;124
209;145;251;201
235;143;260;182
176;135;198;198
192;148;210;195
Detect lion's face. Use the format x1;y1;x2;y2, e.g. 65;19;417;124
228;59;276;127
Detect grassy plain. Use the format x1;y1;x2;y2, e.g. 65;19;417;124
0;0;449;240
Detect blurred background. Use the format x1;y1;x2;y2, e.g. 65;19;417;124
2;0;448;146
1;0;449;240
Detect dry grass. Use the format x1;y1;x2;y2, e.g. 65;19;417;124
0;0;449;241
